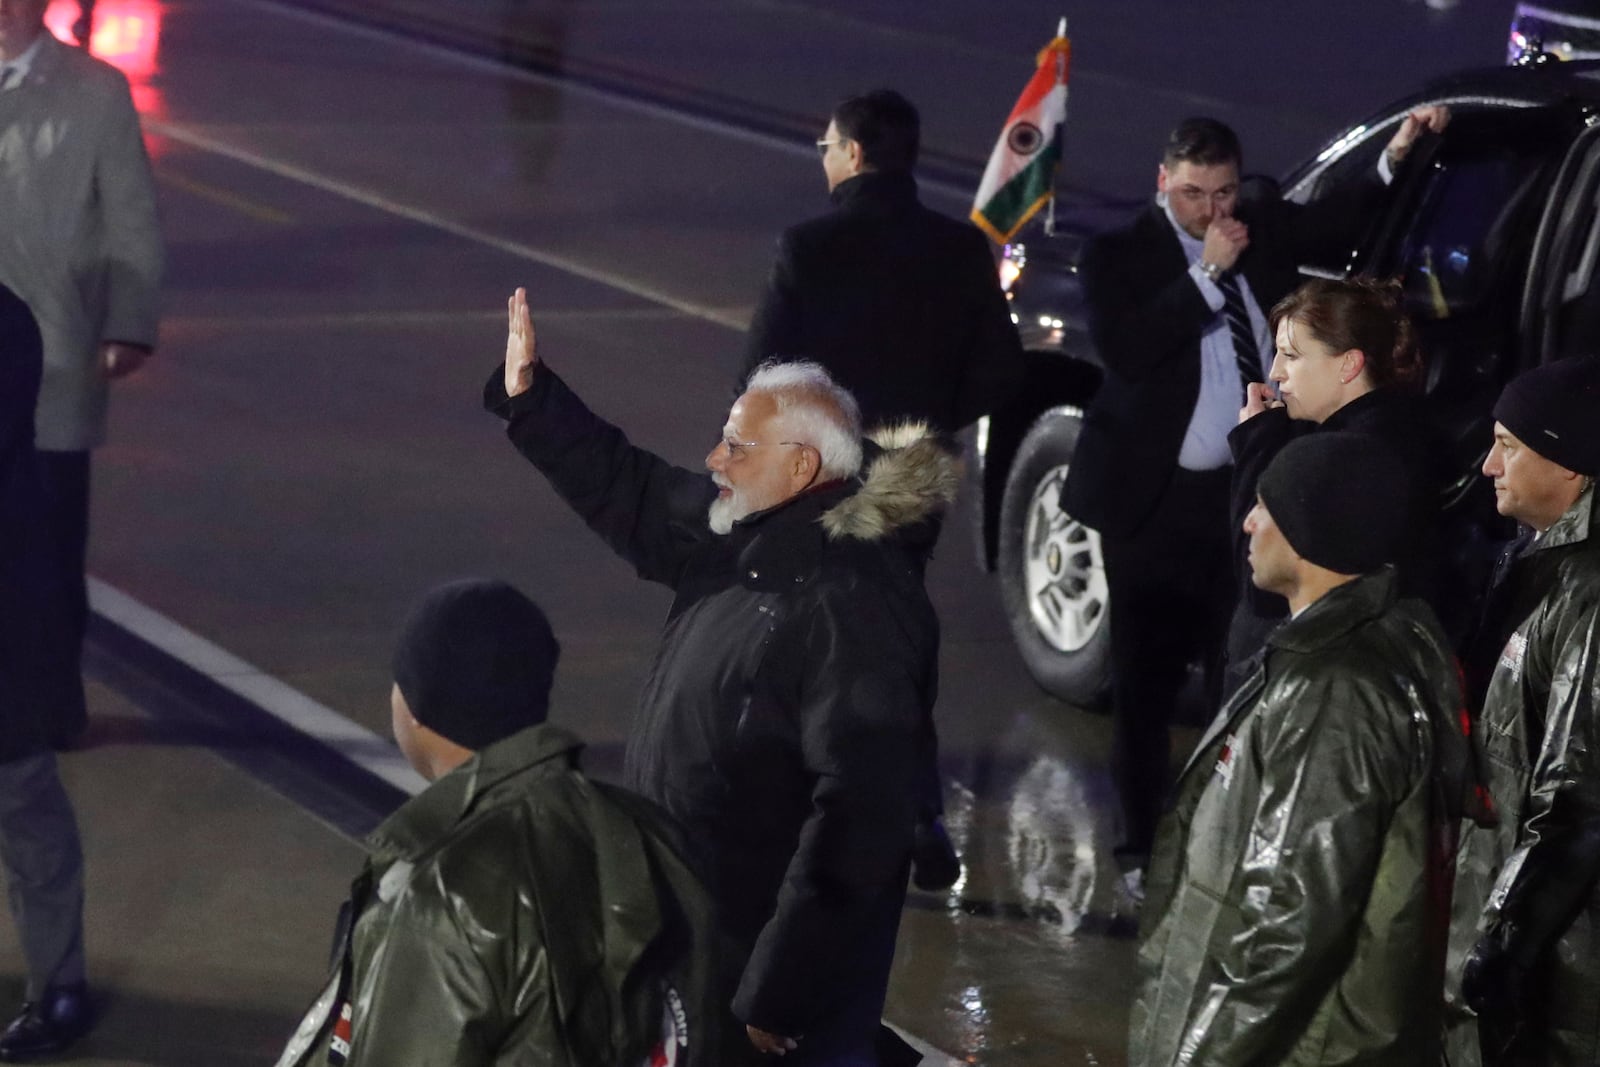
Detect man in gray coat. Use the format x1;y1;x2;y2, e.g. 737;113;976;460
0;0;164;746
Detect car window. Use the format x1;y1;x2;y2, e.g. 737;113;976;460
1289;116;1402;208
1386;138;1552;322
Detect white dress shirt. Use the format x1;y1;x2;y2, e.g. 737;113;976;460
1163;200;1272;471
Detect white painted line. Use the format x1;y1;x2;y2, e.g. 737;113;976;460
142;118;749;335
166;306;715;332
887;1022;966;1066
87;577;429;797
237;0;977;209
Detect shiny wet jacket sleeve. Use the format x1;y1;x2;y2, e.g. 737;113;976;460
342;906;510;1067
1480;584;1600;970
1179;671;1415;1065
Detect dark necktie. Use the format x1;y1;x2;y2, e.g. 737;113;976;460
0;68;16;92
1216;271;1262;391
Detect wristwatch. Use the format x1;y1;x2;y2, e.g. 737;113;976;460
1199;261;1223;282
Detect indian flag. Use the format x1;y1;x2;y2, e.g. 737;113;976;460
971;25;1071;244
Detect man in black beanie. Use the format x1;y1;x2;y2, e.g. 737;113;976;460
1131;432;1468;1066
1445;357;1600;1067
275;579;726;1067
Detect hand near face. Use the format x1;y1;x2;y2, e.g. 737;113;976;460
1239;381;1281;423
504;287;539;398
1202;216;1249;273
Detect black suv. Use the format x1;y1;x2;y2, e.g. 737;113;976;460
974;59;1600;707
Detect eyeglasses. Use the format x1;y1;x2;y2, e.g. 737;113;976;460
720;438;811;462
815;137;847;158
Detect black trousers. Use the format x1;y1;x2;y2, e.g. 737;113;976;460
1101;467;1234;866
34;452;90;745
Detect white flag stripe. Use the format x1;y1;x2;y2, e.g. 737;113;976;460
973;82;1068;210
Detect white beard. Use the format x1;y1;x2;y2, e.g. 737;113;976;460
708;474;747;534
707;495;735;535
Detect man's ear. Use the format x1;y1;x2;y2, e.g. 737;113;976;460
792;444;820;482
1157;163;1170;194
846;137;867;176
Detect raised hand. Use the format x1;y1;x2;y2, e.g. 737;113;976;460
505;287;539;398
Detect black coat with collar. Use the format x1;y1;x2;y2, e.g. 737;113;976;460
486;365;953;1054
1064;184;1374;539
741;170;1024;433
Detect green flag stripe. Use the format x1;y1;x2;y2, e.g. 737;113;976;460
976;140;1062;234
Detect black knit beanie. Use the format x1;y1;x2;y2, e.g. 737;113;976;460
1492;358;1600;476
1257;432;1410;576
392;579;560;749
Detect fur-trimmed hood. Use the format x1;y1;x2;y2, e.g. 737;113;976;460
820;422;961;542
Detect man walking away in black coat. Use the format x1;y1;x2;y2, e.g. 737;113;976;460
742;89;1024;436
742;89;1025;890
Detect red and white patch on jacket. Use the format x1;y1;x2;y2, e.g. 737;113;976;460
1499;630;1529;680
1213;733;1239;791
641;985;688;1067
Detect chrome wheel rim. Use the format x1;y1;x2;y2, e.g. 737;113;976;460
1021;465;1108;653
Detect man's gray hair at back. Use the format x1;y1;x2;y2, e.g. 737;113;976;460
745;360;864;480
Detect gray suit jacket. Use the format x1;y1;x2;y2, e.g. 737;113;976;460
0;32;163;451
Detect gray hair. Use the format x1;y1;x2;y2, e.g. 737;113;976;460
744;361;863;480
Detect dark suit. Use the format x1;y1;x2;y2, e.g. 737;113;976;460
741;170;1023;433
1066;187;1375;863
1064;198;1316;537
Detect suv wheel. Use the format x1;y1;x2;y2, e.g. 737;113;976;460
997;408;1112;707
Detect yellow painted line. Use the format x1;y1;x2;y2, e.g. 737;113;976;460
156;168;295;225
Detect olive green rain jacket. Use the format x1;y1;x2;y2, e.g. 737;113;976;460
1446;488;1600;1067
275;724;727;1067
1130;569;1468;1067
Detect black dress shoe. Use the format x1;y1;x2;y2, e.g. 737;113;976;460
0;984;92;1061
911;817;962;891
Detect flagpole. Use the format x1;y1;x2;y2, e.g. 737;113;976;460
1044;17;1067;237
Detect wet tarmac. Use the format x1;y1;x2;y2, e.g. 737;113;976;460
5;0;1519;1063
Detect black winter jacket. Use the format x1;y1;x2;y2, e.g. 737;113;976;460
486;364;955;1056
741;170;1024;433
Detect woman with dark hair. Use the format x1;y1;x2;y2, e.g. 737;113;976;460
1224;276;1448;675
